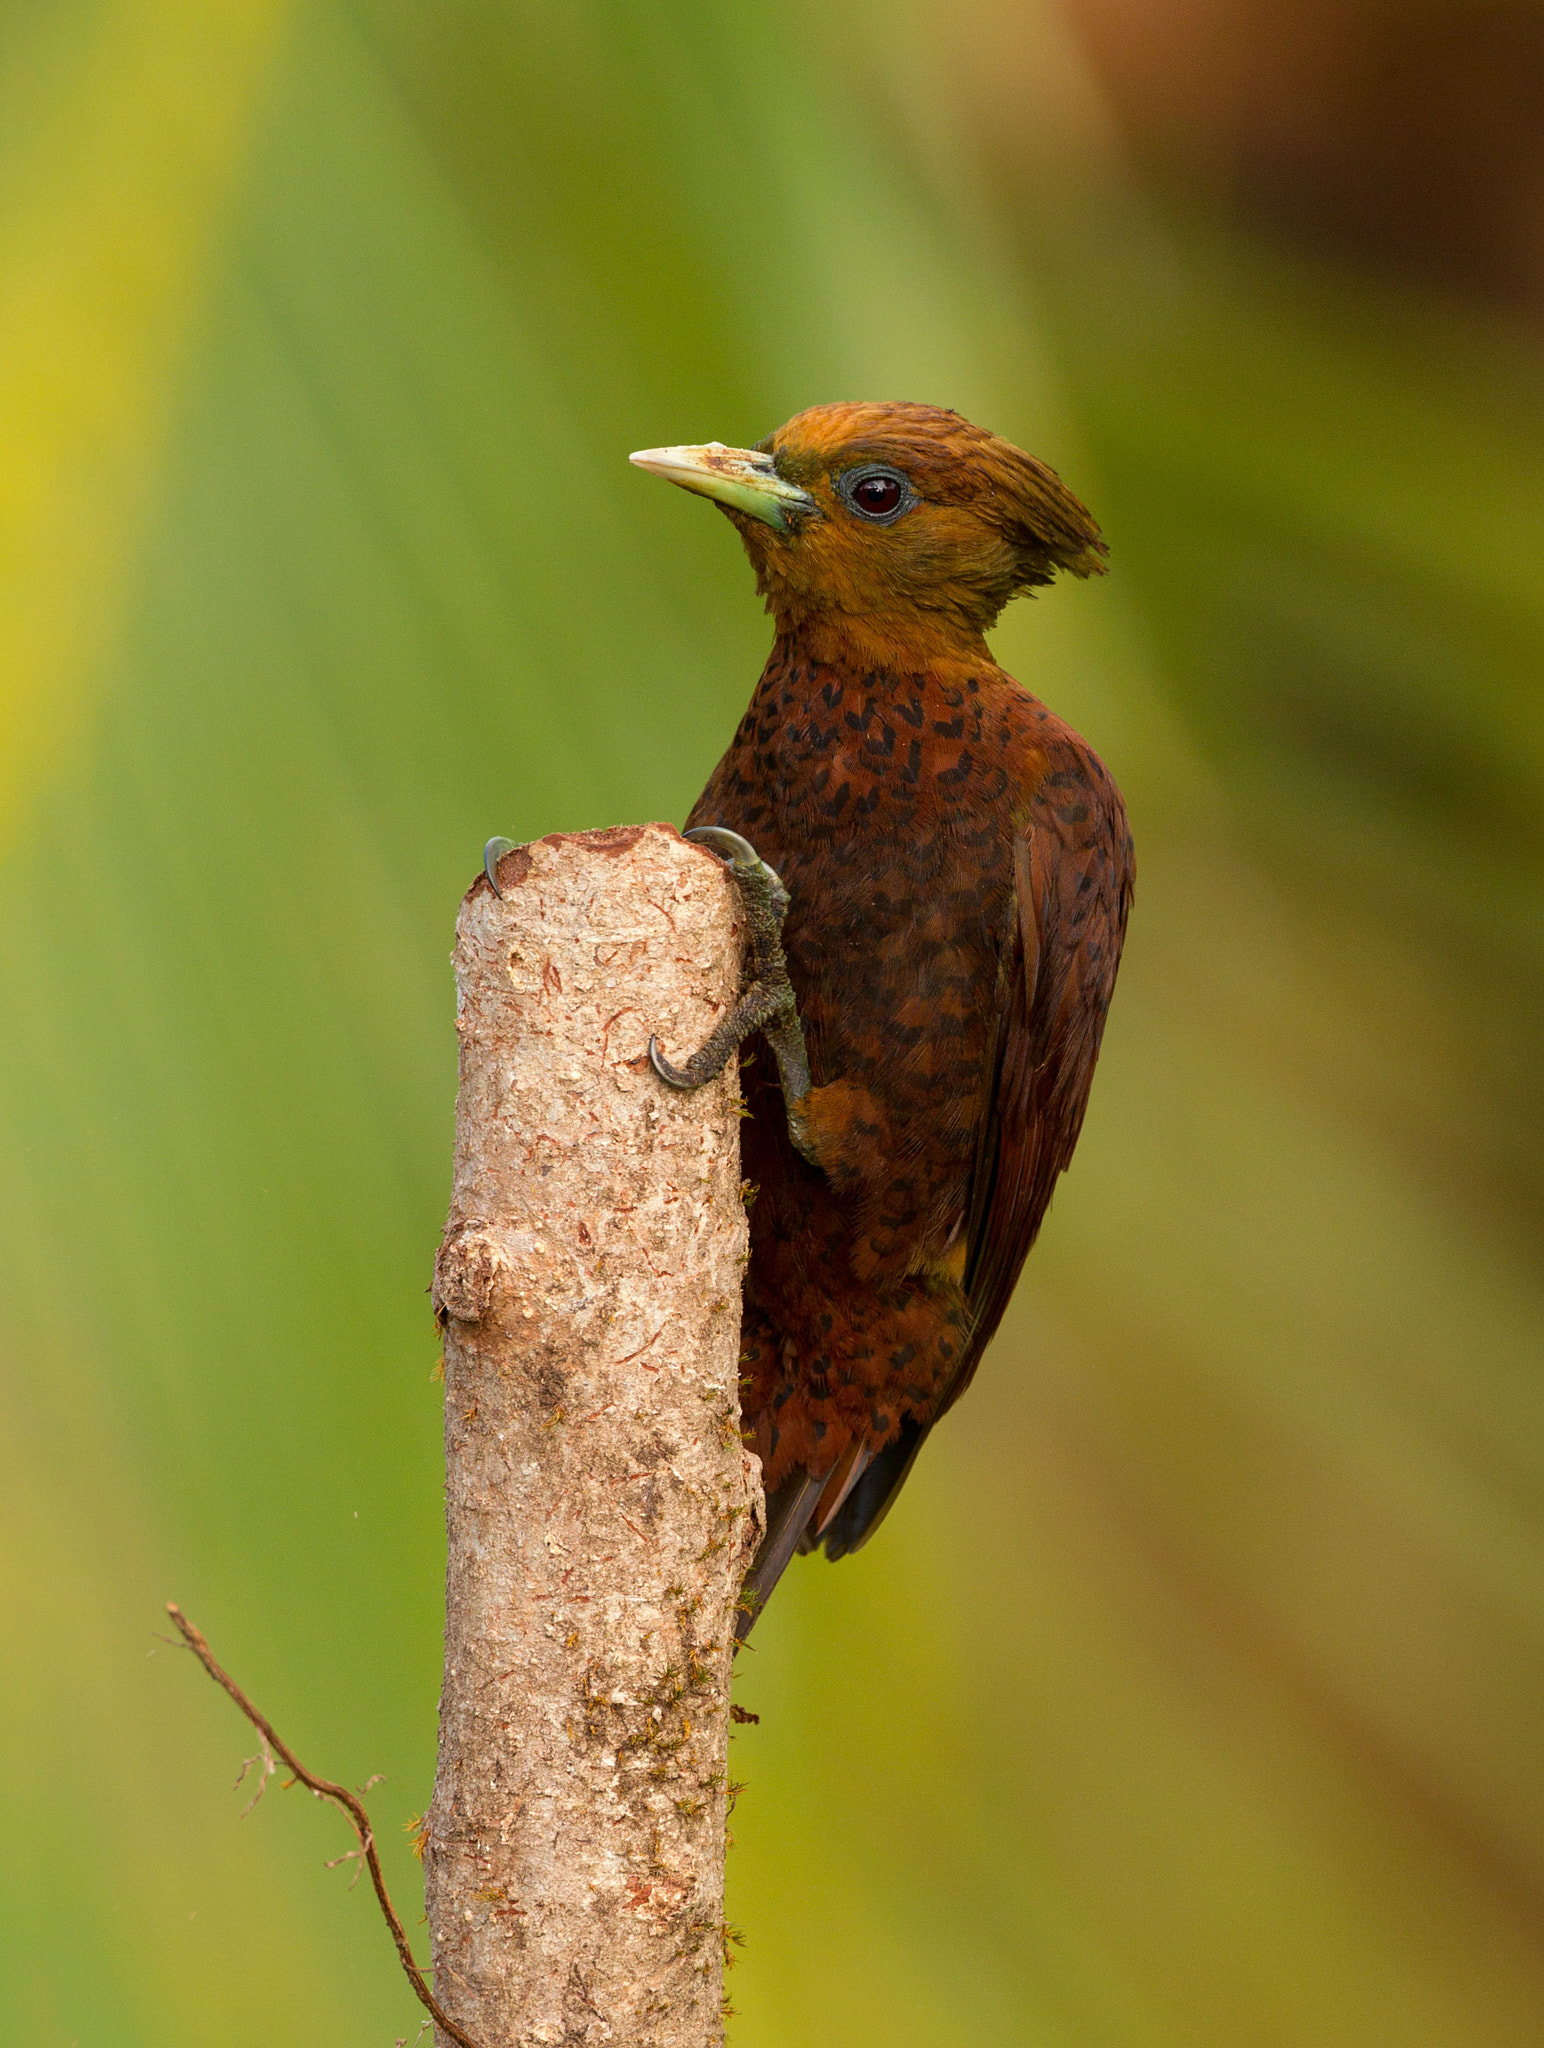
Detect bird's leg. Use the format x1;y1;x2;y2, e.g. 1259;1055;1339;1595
650;827;818;1166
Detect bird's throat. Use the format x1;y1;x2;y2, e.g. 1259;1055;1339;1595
772;609;996;679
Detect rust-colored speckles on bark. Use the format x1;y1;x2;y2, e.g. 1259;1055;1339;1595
477;826;671;903
546;822;650;857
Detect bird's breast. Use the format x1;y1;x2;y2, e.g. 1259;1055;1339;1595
693;647;1053;1111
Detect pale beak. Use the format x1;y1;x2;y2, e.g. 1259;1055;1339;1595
629;441;817;531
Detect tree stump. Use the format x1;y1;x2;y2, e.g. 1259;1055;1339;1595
427;822;763;2048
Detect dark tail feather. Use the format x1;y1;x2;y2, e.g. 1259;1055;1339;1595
810;1440;874;1542
817;1418;928;1562
735;1469;826;1643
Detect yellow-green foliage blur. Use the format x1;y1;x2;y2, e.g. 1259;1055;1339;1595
2;3;1542;2042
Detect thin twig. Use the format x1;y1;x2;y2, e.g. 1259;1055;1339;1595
232;1730;277;1817
166;1603;481;2048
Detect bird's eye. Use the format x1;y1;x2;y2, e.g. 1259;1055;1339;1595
853;475;903;516
838;466;914;523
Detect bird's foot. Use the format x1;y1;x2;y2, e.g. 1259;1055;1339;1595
649;826;817;1164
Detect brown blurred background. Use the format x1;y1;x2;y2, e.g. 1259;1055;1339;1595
1053;0;1544;307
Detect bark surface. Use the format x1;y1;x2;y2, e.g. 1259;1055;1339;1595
427;823;762;2048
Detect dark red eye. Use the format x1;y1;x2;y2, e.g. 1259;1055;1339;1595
850;474;904;518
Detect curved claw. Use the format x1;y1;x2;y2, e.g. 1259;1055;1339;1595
648;1035;698;1090
484;836;518;898
684;824;790;919
685;824;761;866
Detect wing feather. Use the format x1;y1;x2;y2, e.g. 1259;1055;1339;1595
818;738;1133;1558
954;744;1133;1399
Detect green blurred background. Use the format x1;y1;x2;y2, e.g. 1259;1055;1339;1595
3;1;1543;2040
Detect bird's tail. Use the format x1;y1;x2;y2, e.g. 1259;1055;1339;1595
735;1470;825;1643
735;1439;883;1641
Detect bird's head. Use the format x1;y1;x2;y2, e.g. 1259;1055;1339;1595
631;400;1105;664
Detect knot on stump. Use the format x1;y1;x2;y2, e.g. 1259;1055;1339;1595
433;1224;508;1323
